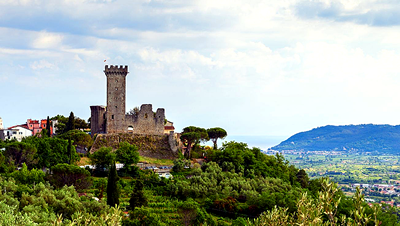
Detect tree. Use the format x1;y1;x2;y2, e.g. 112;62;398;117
89;147;115;171
107;161;119;207
4;142;38;168
207;127;227;149
49;163;92;190
74;117;89;130
129;180;147;210
46;116;51;137
180;126;209;159
51;114;68;135
116;142;139;171
10;163;45;185
66;112;75;132
296;169;309;188
126;107;139;117
68;137;73;164
58;129;93;152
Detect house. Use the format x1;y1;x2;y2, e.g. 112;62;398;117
1;118;55;141
26;119;54;136
164;120;175;134
4;125;33;141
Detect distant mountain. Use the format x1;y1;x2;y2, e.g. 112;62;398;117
271;124;400;153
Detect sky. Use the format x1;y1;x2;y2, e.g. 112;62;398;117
1;0;400;140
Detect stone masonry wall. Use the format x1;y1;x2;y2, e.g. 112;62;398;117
124;104;165;135
91;133;177;159
90;65;166;137
90;105;106;137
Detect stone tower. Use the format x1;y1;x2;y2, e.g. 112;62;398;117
105;65;128;133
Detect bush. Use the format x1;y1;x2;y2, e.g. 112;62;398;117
48;163;92;190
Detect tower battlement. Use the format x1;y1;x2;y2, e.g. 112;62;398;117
104;65;128;75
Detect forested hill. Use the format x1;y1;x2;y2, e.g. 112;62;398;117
271;124;400;153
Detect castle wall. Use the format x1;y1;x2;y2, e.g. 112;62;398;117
90;105;106;136
90;65;167;136
125;104;165;135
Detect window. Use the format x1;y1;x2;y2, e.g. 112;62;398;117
12;131;16;134
19;132;22;135
115;106;117;108
112;115;114;120
144;113;148;119
116;88;118;91
43;124;46;127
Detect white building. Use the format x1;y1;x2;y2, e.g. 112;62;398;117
4;125;33;141
0;117;3;129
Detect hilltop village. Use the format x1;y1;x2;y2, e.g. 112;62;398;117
1;65;399;225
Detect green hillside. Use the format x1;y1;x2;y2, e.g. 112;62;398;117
272;124;400;153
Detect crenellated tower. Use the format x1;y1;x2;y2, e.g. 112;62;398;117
90;64;168;137
105;65;128;133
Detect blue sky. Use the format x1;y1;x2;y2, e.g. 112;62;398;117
1;0;400;138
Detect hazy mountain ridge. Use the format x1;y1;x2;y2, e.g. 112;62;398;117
271;124;400;153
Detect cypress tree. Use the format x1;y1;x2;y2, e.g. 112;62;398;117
66;112;75;132
46;116;51;137
129;179;147;210
107;161;120;207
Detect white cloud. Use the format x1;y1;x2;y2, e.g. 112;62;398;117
30;59;57;70
31;31;63;49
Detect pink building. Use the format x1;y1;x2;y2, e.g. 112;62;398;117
26;119;54;136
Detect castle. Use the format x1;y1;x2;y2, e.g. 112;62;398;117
90;65;167;136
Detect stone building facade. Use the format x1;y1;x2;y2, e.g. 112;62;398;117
90;65;166;136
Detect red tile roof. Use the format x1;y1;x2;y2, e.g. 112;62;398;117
8;124;30;130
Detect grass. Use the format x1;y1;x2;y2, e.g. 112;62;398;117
77;157;91;166
139;156;174;165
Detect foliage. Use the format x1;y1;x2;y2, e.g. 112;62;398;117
4;141;38;168
207;127;227;149
58;129;93;152
168;161;301;214
180;126;209;159
0;201;37;226
116;142;139;171
51;114;68;135
66;111;75;132
46;116;51;137
247;179;374;226
172;158;191;172
124;207;167;226
0;175;115;224
52;113;88;135
48;163;92;190
209;141;295;181
21;136;80;169
127;107;140;117
129;180;147;210
107;162;120;207
89;147;115;171
10;163;45;185
0;151;14;173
